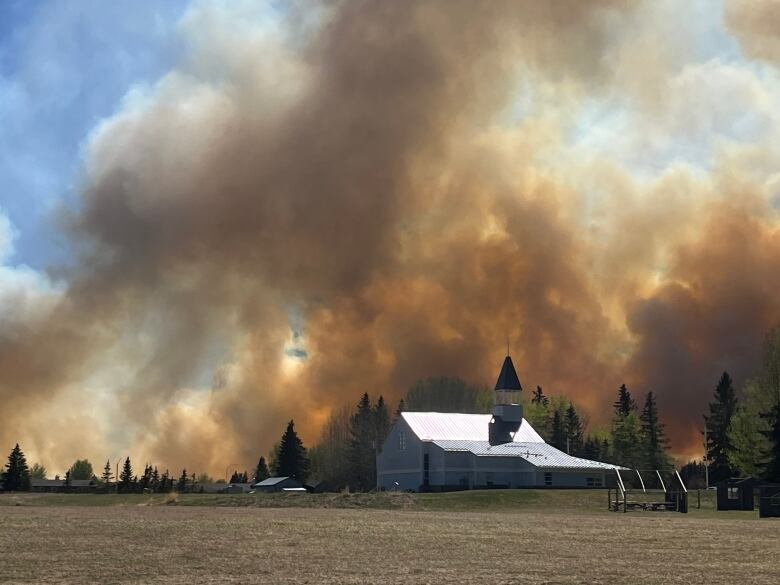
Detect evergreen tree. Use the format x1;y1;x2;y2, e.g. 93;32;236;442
704;372;738;482
613;384;635;416
393;398;406;422
101;460;113;485
151;466;160;492
3;444;31;491
374;395;391;452
611;385;641;468
273;420;310;483
549;410;566;451
229;471;241;484
532;386;549;406
600;438;611;463
761;402;780;482
159;470;171;492
564;403;584;455
63;470;72;492
177;469;188;493
581;436;601;460
728;380;772;477
253;456;270;483
639;392;671;470
118;457;134;494
347;393;376;491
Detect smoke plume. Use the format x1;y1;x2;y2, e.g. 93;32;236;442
2;0;779;473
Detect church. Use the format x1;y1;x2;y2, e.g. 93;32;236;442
377;355;621;491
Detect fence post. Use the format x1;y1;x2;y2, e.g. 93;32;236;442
697;489;701;509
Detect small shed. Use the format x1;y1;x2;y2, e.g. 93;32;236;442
716;477;755;511
758;484;780;518
252;477;302;493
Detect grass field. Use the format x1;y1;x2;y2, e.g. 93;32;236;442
0;490;776;584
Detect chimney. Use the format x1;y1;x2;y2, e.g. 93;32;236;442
488;355;524;445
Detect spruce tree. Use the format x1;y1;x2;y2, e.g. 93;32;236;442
177;469;188;493
613;384;635;416
159;470;171;492
639;392;671;470
118;457;134;494
253;456;270;483
704;372;738;482
611;384;641;468
564;403;584;455
393;398;406;422
374;395;391;452
63;470;72;492
532;386;549;406
274;420;310;483
229;471;241;484
347;393;376;491
550;410;566;451
3;444;31;491
101;460;113;485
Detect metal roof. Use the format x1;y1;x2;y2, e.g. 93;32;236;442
432;440;622;470
401;412;544;443
254;476;292;486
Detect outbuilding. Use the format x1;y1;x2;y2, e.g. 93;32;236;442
716;477;755;511
252;476;303;492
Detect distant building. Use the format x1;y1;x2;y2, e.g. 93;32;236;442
252;476;303;492
377;355;622;491
30;479;98;493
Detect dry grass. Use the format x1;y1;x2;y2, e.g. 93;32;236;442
0;503;777;584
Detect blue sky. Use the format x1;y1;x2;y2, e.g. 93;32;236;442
0;0;189;268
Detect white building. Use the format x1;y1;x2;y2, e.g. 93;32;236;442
377;356;621;491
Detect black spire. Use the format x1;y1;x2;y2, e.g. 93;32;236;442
494;355;522;392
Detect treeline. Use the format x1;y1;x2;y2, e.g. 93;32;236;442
0;420;299;493
522;384;672;471
695;329;780;485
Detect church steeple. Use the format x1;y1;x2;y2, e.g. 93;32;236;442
494;355;522;392
489;354;524;445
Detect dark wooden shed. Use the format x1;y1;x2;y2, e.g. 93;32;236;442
758;484;780;518
716;477;755;511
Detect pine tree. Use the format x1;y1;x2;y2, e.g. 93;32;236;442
274;420;310;483
3;444;31;491
564;403;584;455
639;392;671;470
63;470;72;492
581;436;600;460
347;393;376;491
550;410;566;451
253;456;270;484
229;471;241;484
613;384;635;416
101;460;113;486
374;395;391;452
704;372;738;482
177;469;188;493
600;438;611;463
118;457;134;494
532;386;549;406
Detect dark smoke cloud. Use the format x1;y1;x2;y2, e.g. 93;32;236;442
2;0;779;472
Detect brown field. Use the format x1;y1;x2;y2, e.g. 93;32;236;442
0;492;777;584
